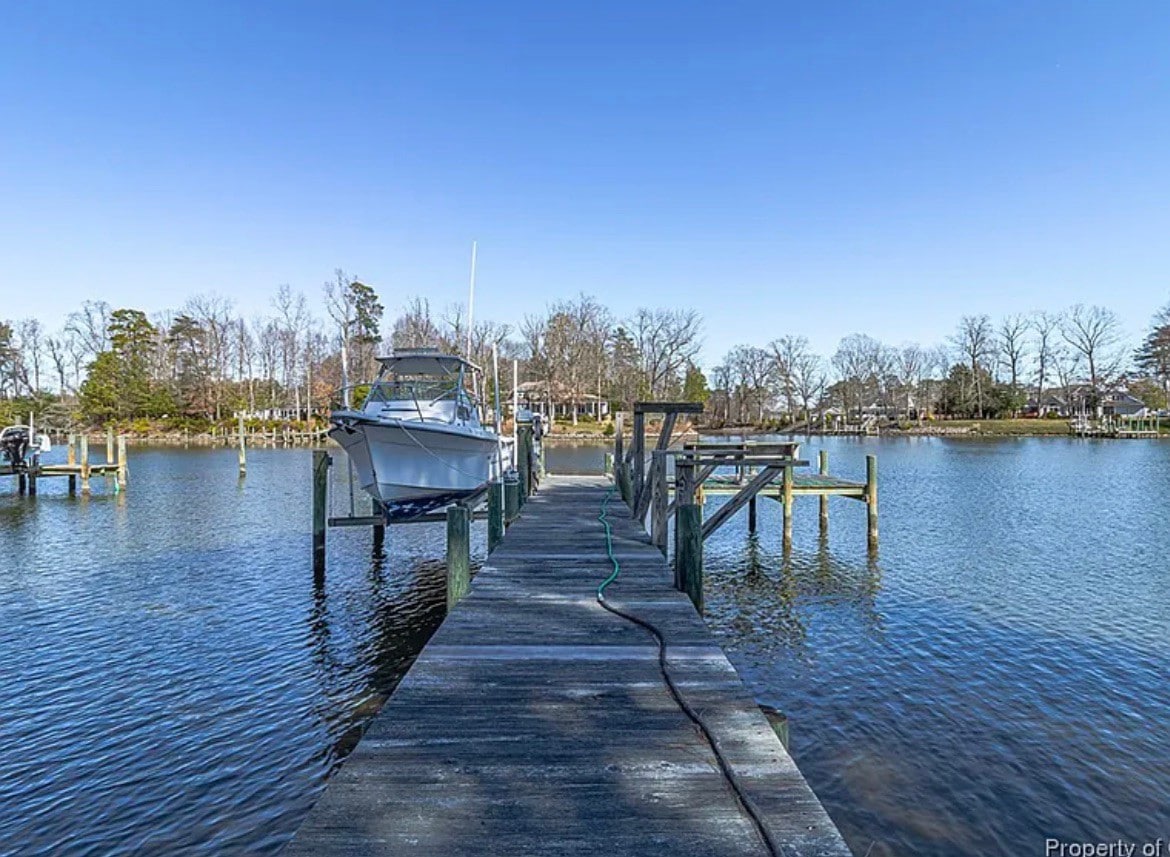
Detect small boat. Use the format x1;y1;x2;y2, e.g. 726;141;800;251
328;349;506;521
1;425;49;471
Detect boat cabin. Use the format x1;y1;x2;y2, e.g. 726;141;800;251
359;350;483;426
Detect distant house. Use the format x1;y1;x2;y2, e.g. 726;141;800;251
516;380;610;423
1025;394;1070;417
1101;391;1148;418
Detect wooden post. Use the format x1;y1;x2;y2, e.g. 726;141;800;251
748;496;757;533
818;449;829;534
504;471;520;524
237;413;247;476
28;456;38;495
677;503;703;613
866;454;878;549
614;412;624;473
80;435;91;495
117;436;128;490
517;423;533;506
17;473;27;494
674;460;696;588
372;497;385;553
651;450;668;555
312;450;330;576
67;433;76;494
631;410;645;511
488;478;504;553
106;426;115;467
782;463;794;552
446;504;471;611
759;704;790;751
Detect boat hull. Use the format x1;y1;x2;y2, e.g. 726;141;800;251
329;417;501;520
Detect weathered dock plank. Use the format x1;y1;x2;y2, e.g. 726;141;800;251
286;475;849;856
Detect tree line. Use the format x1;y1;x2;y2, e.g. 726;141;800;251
1;275;1168;430
710;302;1170;426
0;275;704;429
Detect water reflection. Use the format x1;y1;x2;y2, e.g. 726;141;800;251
706;531;883;658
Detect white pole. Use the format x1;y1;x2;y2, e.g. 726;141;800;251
512;358;519;466
466;240;477;361
492;343;504;484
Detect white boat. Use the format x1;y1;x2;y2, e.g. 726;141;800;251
328;350;507;521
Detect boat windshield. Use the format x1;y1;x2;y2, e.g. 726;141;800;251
364;379;456;405
361;376;479;424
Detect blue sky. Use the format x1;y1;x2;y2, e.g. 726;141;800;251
2;1;1168;364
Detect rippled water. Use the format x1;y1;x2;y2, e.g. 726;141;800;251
2;438;1169;855
700;436;1170;856
0;446;477;855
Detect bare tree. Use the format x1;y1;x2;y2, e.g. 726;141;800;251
16;319;43;394
997;314;1029;404
323;270;358;406
831;334;885;418
629;308;702;399
391;297;443;349
950;315;994;418
768;335;811;420
64;300;111;362
1030;311;1061;413
789;349;826;428
896;344;926;421
1061;304;1123;391
45;335;70;394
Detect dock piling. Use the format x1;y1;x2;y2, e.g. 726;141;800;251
517;422;532;507
819;449;829;534
782;463;794;552
446;503;471;611
67;434;77;493
80;435;90;495
371;498;385;553
116;436;128;490
651;450;668;556
866;454;878;549
504;471;520;524
748;495;757;533
677;503;703;613
488;478;504;552
312;450;330;576
237;414;247;477
106;426;115;469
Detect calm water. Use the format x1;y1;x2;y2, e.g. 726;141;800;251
2;438;1169;855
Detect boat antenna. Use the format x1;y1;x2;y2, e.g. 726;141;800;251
466;240;477;361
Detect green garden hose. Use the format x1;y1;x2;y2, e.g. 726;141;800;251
595;485;783;857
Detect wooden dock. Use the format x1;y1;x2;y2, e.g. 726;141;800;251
287;475;849;856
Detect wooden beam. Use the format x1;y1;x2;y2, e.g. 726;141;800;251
633;401;704;414
701;465;783;540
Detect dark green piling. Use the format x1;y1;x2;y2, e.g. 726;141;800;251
677;503;703;613
312;449;331;576
504;471;520;524
488;478;504;552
